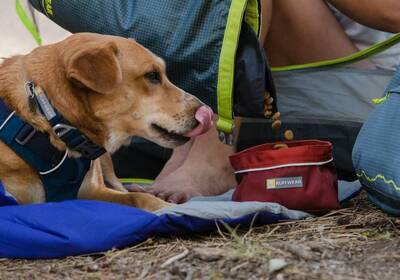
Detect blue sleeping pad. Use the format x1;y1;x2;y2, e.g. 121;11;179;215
0;182;360;259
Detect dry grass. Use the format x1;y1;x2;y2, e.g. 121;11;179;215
1;191;399;280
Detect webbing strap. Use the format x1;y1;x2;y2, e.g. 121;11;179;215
216;0;249;133
15;0;42;45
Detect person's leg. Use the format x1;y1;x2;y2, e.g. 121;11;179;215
145;118;237;203
263;0;373;68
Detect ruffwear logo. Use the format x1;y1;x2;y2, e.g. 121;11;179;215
266;177;303;189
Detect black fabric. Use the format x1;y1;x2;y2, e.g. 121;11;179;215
112;140;172;179
234;22;277;117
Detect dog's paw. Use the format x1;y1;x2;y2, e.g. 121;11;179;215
128;193;173;212
145;196;173;212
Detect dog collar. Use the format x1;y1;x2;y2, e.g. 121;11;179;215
24;81;106;160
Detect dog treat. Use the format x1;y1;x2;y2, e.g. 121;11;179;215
284;130;294;141
273;143;289;149
264;111;272;118
272;112;281;121
272;120;282;129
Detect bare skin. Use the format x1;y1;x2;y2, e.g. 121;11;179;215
264;0;373;68
140;0;399;203
146;119;236;203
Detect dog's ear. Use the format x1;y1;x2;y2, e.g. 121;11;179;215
65;41;122;94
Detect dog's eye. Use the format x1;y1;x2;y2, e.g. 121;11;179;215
144;71;161;84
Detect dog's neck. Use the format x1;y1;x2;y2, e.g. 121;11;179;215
0;50;108;154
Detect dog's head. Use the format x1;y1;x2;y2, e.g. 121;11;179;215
52;33;213;152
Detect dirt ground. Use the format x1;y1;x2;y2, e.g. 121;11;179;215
0;192;399;280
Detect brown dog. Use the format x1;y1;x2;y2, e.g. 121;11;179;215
0;33;213;211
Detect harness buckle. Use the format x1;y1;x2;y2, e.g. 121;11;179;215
53;123;76;138
15;125;36;145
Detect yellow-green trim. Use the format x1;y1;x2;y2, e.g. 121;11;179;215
120;178;154;185
217;0;249;133
42;0;54;17
372;91;393;104
15;0;42;45
271;33;400;72
357;170;400;192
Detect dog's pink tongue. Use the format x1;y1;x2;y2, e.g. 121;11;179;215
184;106;214;137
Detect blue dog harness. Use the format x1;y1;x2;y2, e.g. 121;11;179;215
0;82;105;203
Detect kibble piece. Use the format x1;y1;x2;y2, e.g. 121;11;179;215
267;97;274;105
264;110;272;117
267;105;273;110
272;112;281;121
272;120;282;129
284;130;294;141
273;143;289;149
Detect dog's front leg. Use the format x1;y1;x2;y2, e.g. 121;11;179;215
99;153;126;192
78;159;171;211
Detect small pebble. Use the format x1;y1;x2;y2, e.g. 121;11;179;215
272;120;281;129
193;248;224;262
284;130;294;141
273;143;289;149
272;112;281;121
269;258;288;273
87;264;99;272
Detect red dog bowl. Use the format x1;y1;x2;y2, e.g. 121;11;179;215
230;140;339;213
